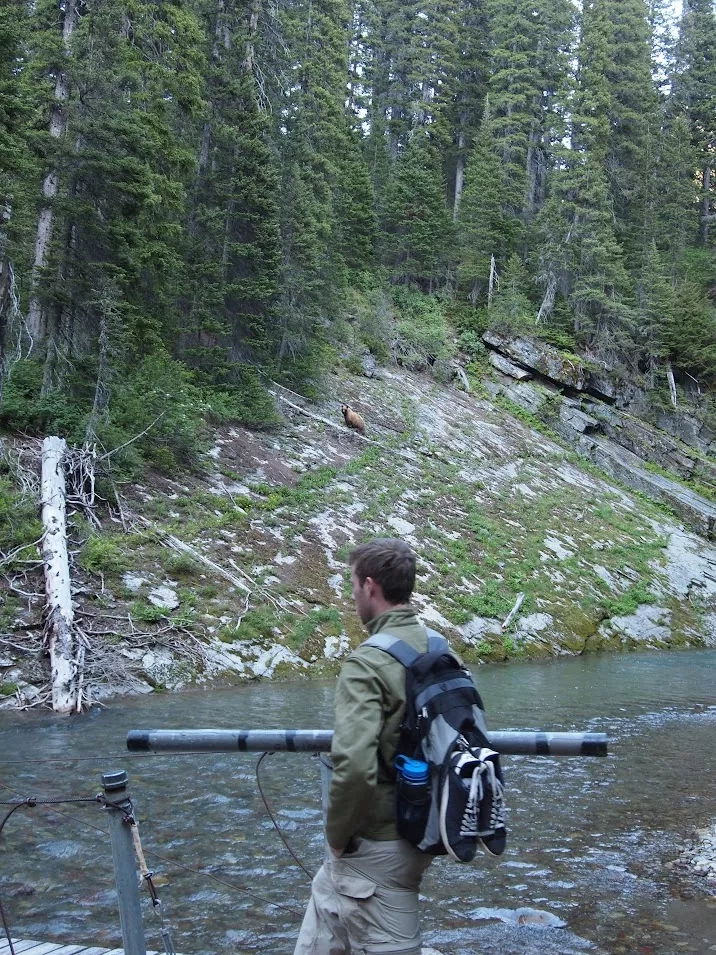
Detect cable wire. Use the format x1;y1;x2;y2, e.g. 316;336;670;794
255;752;315;882
0;779;305;919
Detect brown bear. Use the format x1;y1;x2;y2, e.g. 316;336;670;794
341;404;366;435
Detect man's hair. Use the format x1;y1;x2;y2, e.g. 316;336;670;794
348;538;416;604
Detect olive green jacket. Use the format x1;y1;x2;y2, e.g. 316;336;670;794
325;607;430;850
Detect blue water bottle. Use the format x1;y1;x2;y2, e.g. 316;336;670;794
395;755;430;844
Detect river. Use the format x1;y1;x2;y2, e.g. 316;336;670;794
1;649;715;955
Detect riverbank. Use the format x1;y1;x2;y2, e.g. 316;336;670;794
2;363;716;708
673;825;716;896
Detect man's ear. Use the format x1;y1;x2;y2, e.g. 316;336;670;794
363;576;378;597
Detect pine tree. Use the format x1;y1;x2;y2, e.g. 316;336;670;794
444;0;491;219
653;114;700;269
490;253;534;325
486;0;575;227
456;99;511;302
276;0;357;370
381;131;454;290
182;0;282;382
0;1;39;399
603;0;660;259
671;0;716;246
634;240;675;374
564;0;635;358
20;0;206;395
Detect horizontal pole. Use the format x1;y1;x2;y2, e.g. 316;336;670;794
127;728;608;757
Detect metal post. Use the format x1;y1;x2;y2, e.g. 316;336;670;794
127;728;608;757
102;770;147;955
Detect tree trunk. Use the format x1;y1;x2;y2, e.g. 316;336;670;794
453;116;467;221
666;361;677;408
26;0;77;344
41;436;79;714
701;163;712;246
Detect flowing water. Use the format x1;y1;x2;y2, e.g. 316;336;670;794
1;649;715;955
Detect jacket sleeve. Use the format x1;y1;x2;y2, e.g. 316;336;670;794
326;652;385;850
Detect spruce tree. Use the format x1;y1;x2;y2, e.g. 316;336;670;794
565;0;635;358
0;1;39;398
456;99;511;302
603;0;660;259
671;0;716;246
654;114;700;269
486;0;575;226
182;0;283;382
276;0;357;370
21;0;205;394
381;131;454;290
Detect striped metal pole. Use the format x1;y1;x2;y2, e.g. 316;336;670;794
127;728;608;757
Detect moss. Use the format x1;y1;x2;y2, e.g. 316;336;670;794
0;682;19;696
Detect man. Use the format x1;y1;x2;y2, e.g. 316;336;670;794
294;537;433;955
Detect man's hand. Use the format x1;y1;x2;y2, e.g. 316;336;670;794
329;845;344;859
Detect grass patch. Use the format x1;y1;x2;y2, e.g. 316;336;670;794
80;534;130;576
288;607;342;650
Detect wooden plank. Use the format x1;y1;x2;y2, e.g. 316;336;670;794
0;943;167;955
9;943;79;955
0;942;49;955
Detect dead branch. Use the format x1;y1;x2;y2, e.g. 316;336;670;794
97;413;166;463
501;592;525;632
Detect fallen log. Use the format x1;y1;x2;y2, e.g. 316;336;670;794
41;436;80;713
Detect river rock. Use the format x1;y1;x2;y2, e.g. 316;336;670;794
147;586;180;610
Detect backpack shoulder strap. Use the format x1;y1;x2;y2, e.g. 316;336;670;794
425;628;451;654
362;632;421;667
363;628;452;667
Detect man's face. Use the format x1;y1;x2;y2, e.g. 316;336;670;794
350;569;374;624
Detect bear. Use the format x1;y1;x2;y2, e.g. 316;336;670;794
341;404;366;435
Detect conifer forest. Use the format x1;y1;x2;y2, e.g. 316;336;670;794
1;0;715;471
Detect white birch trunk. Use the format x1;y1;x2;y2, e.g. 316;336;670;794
27;0;77;342
41;436;78;713
666;362;677;408
488;255;498;308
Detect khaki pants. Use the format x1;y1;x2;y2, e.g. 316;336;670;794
293;838;432;955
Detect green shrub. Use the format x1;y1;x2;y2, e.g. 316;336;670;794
288;607;341;650
164;552;201;577
131;602;167;624
219;606;281;643
0;476;42;558
80;534;129;576
391;289;454;371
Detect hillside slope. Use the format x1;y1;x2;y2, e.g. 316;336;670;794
2;364;716;706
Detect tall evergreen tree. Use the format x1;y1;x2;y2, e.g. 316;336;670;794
21;0;205;393
486;0;575;228
182;0;283;382
603;0;660;259
381;131;454;290
653;113;700;269
456;99;510;301
276;0;358;368
565;0;634;358
0;1;39;398
671;0;716;246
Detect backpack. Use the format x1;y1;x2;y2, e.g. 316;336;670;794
364;628;507;863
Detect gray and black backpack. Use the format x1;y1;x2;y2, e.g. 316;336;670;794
365;629;507;863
